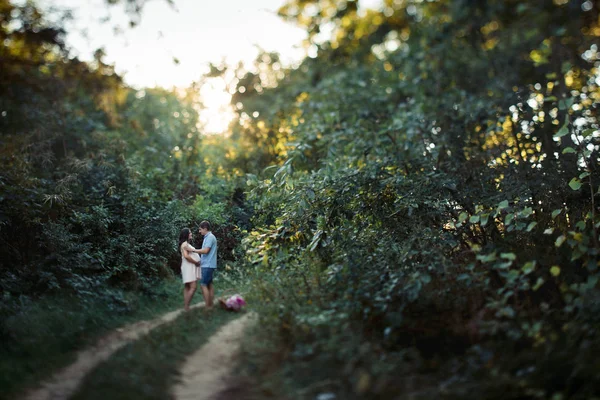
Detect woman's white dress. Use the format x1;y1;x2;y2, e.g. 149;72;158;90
181;243;200;284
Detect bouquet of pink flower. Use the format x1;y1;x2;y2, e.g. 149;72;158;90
219;294;246;311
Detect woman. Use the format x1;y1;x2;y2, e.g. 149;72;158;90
179;228;200;311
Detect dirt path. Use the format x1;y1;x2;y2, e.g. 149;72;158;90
19;302;207;400
174;312;256;400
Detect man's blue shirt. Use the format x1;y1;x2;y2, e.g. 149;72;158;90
200;232;217;269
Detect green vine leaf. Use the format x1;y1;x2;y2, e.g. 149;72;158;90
581;128;594;138
551;209;562;219
568;178;582;191
554;119;569;138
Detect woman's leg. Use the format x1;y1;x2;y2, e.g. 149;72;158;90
183;281;197;311
189;281;197;307
183;283;190;311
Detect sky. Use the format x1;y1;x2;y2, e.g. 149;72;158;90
35;0;383;132
39;0;310;88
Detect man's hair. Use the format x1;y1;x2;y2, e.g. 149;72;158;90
199;220;211;230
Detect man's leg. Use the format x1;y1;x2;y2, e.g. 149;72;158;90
208;283;214;307
201;284;211;308
200;268;214;308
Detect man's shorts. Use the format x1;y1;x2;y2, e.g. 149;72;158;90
200;267;215;286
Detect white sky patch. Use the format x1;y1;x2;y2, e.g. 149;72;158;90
36;0;308;89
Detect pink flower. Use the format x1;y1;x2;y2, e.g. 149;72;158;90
225;294;246;311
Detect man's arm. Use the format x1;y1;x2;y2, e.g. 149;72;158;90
194;246;210;255
195;235;215;255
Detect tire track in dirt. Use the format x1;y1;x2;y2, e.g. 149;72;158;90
19;302;206;400
174;312;256;400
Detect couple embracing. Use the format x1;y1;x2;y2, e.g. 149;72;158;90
179;220;217;311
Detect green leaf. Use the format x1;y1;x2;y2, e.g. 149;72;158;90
501;252;517;260
521;261;536;275
498;200;509;209
476;252;497;263
558;97;574;110
520;207;533;218
550;266;561;277
507;269;520;281
457;274;471;281
469;215;480;224
533;277;545;291
458;212;468;223
568;178;582;191
579;171;590;179
480;213;490;226
544;228;554;235
582;129;594;138
562;147;576;154
308;229;323;252
496;261;513;269
526;221;537;232
499;306;516;318
555;235;566;247
504;213;513;225
554;120;569;138
551;209;562;219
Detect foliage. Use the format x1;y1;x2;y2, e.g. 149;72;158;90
0;1;248;395
229;0;600;398
3;0;600;398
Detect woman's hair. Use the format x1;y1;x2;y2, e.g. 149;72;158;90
178;228;191;253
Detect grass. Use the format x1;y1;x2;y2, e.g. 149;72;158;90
0;271;247;400
70;306;242;400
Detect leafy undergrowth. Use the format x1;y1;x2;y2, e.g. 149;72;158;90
237;276;600;400
70;306;241;400
0;279;190;400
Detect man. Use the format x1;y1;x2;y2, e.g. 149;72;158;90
196;220;218;309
